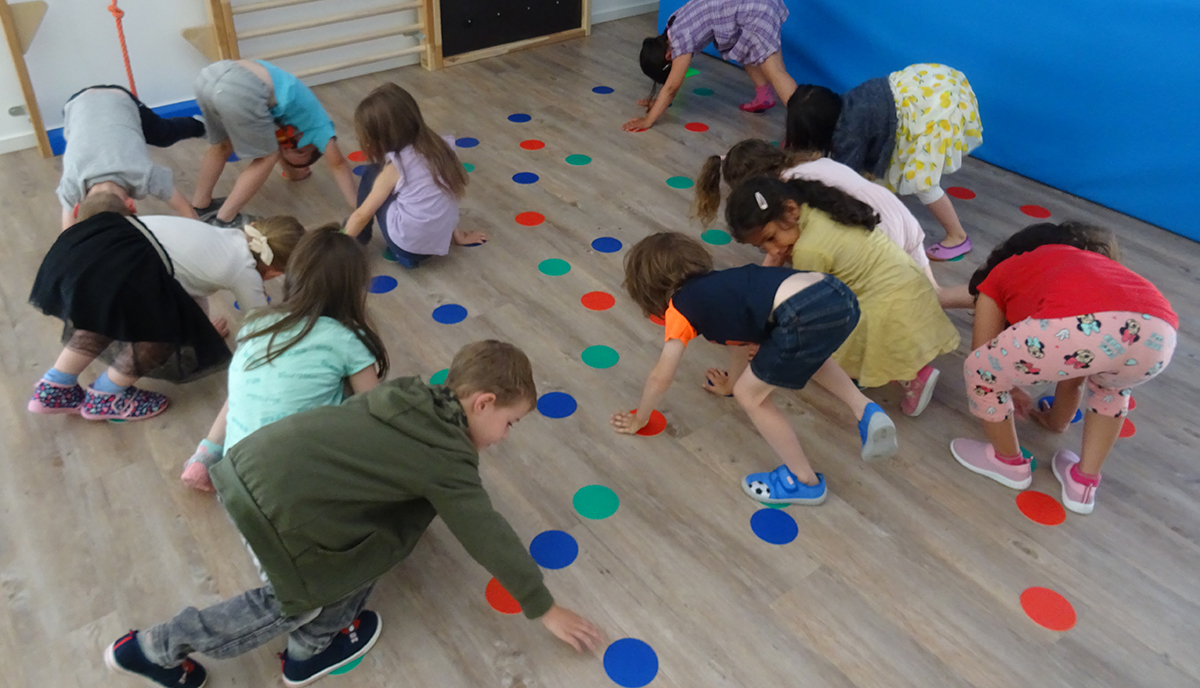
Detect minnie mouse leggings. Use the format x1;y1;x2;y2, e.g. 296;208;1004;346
964;311;1176;421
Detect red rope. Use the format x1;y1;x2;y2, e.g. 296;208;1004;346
108;1;137;97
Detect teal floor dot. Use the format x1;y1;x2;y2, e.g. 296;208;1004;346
761;502;790;509
430;368;448;385
947;254;965;262
463;162;475;172
574;485;620;519
1022;446;1037;471
581;345;619;369
701;229;731;245
330;657;363;675
383;249;398;262
685;67;700;77
694;87;714;96
109;419;127;424
538;258;571;276
566;154;592;165
666;176;693;189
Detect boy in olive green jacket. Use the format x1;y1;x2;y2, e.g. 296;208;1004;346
105;341;602;688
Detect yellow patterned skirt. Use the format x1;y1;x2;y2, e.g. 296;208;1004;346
884;63;983;196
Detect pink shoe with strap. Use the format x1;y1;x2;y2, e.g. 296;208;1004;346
1051;449;1098;514
950;438;1032;489
899;365;939;416
80;386;170;421
740;85;776;113
926;236;973;261
28;378;85;415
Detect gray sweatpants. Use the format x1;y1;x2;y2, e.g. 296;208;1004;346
193;61;278;160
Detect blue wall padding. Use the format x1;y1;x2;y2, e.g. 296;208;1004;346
658;0;1200;241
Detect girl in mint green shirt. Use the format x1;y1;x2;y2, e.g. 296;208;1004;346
182;225;389;491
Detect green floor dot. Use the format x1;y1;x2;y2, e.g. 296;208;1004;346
430;368;448;385
666;176;693;189
383;249;398;262
463;162;475;172
330;657;363;675
581;345;619;369
948;254;965;262
538;258;571;276
770;140;780;147
761;502;790;509
109;419;127;424
694;87;714;96
1021;446;1036;471
565;154;592;166
701;229;731;245
574;485;620;519
685;67;700;77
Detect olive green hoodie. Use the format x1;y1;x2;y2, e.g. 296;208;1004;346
210;377;553;619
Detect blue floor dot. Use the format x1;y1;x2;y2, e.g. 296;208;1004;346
456;137;479;148
369;275;397;294
604;638;659;688
233;301;239;311
529;530;578;569
353;165;367;176
512;172;539;184
591;237;622;253
537;392;577;419
592;85;614;94
508;113;532;123
432;304;467;324
227;152;239;162
1038;395;1084;423
750;508;798;545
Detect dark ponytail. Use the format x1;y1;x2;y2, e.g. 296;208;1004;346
725;177;879;243
968;221;1119;295
784;85;843;154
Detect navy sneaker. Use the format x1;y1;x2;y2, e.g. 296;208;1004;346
104;630;208;688
281;610;382;687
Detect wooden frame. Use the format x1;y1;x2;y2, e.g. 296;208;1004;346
0;0;50;156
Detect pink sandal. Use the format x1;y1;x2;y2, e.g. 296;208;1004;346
926;236;973;261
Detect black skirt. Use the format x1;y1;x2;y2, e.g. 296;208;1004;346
29;211;231;382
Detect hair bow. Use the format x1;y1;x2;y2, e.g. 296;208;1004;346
243;224;274;266
755;191;768;210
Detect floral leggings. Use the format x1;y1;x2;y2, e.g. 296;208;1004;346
964;311;1176;421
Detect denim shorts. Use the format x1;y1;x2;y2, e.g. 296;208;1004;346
750;274;860;390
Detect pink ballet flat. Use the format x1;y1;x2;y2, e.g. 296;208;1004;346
926;237;973;261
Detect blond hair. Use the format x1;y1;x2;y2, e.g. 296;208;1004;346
247;216;306;272
76;192;130;222
446;340;537;409
623;232;713;317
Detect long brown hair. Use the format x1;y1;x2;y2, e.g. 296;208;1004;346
695;139;807;226
725;177;880;243
354;82;467;199
969;221;1119;295
623;232;713;317
240;224;388;377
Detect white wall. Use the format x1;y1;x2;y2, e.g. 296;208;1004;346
0;0;658;151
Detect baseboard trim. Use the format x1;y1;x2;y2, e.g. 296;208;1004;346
592;2;658;24
0;131;36;154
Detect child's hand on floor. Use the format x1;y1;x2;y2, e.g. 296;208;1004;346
622;117;651;132
540;604;603;652
452;229;488;246
210;316;230;338
610;410;650;434
704;368;735;396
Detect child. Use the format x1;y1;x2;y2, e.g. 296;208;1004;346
57;85;204;229
191;59;357;228
106;341;603;688
950;222;1177;514
27;194;303;421
612;232;895;506
724;177;961;417
627;0;797;131
343;83;484;267
785;64;983;259
696;139;973;309
181;225;389;491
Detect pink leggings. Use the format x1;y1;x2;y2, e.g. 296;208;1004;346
964;311;1176;421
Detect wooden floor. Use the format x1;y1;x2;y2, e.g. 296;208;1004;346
2;14;1199;688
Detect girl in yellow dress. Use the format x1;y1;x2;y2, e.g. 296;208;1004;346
724;176;961;416
785;64;982;261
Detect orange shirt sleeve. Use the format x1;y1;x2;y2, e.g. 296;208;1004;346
663;301;697;346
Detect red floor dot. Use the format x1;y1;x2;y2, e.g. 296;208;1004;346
684;122;709;132
648;314;665;326
515;211;545;226
520;139;545;150
1016;491;1066;526
1021;204;1052;219
631;409;667;436
485;578;522;614
1127;396;1137;411
1119;418;1136;438
348;150;366;162
946;186;976;200
581;291;615;311
1020;587;1076;631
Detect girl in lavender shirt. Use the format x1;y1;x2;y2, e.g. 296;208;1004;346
344;83;485;267
627;0;798;131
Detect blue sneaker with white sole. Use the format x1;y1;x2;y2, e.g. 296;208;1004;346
858;402;898;462
104;630;208;688
281;610;381;687
743;465;827;505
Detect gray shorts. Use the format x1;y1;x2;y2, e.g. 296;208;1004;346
193;61;278;160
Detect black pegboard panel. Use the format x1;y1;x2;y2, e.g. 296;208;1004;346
440;0;583;57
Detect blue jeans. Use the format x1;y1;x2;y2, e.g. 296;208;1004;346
751;274;860;390
139;582;374;668
356;164;431;268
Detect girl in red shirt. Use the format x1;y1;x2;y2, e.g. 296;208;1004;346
952;222;1178;514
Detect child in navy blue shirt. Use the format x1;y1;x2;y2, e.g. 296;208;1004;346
611;232;897;505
